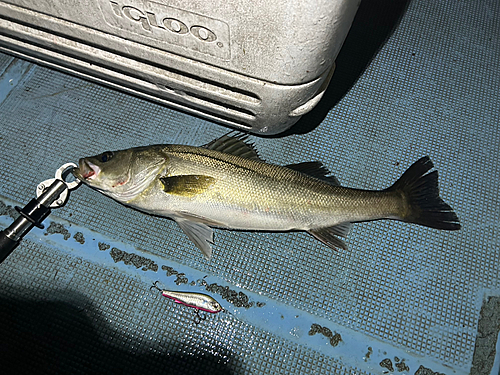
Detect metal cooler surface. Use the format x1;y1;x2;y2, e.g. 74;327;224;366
0;0;499;374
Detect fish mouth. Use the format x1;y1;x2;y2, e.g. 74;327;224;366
72;158;101;181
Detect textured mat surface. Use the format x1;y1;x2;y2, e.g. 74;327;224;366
0;0;499;374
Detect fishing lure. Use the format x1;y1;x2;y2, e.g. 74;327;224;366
151;281;224;324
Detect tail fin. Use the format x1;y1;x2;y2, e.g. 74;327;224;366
387;156;461;230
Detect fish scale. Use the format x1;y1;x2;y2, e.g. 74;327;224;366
161;146;385;223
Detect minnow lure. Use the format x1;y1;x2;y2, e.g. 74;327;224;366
151;281;224;323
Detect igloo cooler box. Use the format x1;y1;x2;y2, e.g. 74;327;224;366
0;0;359;134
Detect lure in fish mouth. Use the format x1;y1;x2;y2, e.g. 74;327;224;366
72;133;461;260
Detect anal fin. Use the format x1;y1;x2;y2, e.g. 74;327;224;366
308;222;352;251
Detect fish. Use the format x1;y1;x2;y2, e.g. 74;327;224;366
72;133;460;259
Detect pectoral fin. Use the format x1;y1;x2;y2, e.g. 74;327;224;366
160;175;215;197
175;218;214;260
308;222;352;251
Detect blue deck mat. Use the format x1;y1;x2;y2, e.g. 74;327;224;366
0;0;499;374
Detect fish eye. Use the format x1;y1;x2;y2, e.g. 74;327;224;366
99;151;114;163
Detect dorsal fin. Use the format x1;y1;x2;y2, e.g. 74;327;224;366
285;162;340;186
202;132;263;161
